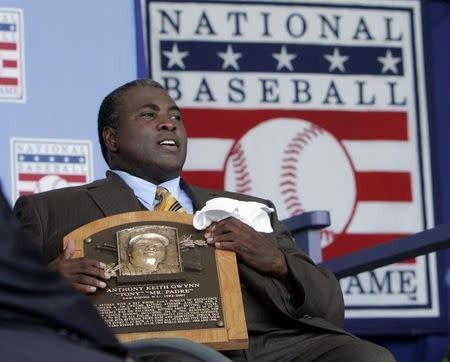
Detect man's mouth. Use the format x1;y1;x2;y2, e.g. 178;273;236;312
159;139;177;147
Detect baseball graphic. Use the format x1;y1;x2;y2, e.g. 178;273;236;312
33;175;69;193
224;118;357;247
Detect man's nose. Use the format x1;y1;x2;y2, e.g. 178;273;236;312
145;246;157;251
157;118;177;131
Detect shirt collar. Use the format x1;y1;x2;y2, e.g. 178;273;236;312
111;170;182;209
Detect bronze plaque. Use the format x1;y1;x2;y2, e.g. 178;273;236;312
64;211;248;350
85;221;223;334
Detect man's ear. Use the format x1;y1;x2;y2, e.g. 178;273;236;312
103;126;118;152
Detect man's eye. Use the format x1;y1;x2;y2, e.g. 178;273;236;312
170;114;182;121
141;112;155;118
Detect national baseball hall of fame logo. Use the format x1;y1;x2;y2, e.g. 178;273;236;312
11;138;93;200
0;8;25;102
141;0;439;324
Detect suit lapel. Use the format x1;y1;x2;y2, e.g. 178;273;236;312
181;180;219;212
87;171;144;216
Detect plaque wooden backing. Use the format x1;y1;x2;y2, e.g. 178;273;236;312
64;211;248;351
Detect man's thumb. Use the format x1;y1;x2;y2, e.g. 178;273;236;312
63;239;76;259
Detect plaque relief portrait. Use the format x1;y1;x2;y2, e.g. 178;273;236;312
116;225;182;276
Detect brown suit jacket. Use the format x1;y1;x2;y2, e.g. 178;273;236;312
14;171;349;338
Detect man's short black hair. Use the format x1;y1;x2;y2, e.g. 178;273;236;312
97;79;165;166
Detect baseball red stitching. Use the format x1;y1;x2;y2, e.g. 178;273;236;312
280;124;323;217
229;142;252;194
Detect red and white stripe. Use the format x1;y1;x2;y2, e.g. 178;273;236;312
0;41;19;86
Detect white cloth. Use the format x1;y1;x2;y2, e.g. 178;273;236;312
193;197;274;233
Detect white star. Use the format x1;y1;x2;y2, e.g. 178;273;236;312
162;43;189;70
377;49;402;74
64;157;69;163
79;157;85;163
18;155;24;161
217;45;242;70
324;48;349;72
49;156;55;162
272;46;297;71
33;155;39;162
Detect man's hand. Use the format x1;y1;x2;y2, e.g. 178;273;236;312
204;217;289;279
49;240;111;294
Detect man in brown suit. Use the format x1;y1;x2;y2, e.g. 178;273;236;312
14;79;395;361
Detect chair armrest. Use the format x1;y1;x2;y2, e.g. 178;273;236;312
283;211;331;263
319;222;450;279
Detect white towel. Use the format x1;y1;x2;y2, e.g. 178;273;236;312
193;197;274;233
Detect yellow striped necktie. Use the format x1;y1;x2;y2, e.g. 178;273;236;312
154;186;186;213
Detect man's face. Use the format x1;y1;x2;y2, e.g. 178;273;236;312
129;239;167;264
109;85;187;184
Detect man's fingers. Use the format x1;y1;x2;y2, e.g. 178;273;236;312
74;274;108;289
214;241;235;251
210;217;252;236
205;231;236;245
60;258;109;278
83;258;107;271
61;259;110;295
73;257;106;271
73;283;98;294
205;218;241;242
73;262;110;279
54;254;110;295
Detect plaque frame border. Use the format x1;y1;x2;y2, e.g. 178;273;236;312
64;211;248;351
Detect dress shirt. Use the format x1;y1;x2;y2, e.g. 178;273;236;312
111;170;194;213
